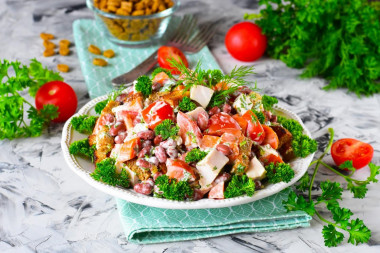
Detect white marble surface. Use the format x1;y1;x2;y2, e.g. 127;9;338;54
1;0;380;252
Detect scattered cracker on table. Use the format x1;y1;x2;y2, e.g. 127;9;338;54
103;49;115;58
88;44;102;55
59;47;70;56
43;49;55;57
57;64;70;72
43;40;56;50
59;39;71;48
40;32;54;40
93;58;108;66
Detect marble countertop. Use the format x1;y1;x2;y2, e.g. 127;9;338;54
1;0;379;252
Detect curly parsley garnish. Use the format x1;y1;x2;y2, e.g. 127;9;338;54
91;158;130;188
265;162;295;183
151;67;173;79
261;95;278;112
178;97;196;112
154;175;194;201
69;138;96;162
224;175;255;198
135;75;152;97
71;115;98;135
185;148;208;163
154;119;179;140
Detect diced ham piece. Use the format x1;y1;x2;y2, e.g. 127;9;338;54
113;137;141;162
208;182;225;199
177;111;203;149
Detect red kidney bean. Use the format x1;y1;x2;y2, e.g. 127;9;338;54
270;115;277;123
104;113;115;125
142;140;152;148
136;158;151;169
153;172;163;181
138;146;151;158
192;189;204;201
133;115;142;126
216;144;233;156
264;110;272;121
214;172;231;185
160;139;176;149
255;180;262;190
208;106;220;116
154;146;167;163
149;156;159;166
137;130;155;140
152;82;163;91
238;86;251;94
154;135;163;146
197;111;209;131
134;182;153;195
109;121;126;136
115;93;127;103
222;103;232;114
114;131;127;144
166;147;178;159
145;178;154;186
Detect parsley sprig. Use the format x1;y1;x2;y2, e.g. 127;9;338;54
0;59;61;139
154;175;194;201
283;128;379;247
185;148;208;163
71;115;98;135
154;119;179;140
91;158;130;188
224;175;255;198
178;96;196;112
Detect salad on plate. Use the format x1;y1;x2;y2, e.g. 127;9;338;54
69;61;317;201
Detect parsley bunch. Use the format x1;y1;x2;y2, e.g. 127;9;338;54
185;148;208;163
261;95;278;112
154;175;194;201
178;97;196;112
71;115;98;135
224;175;255;198
265;162;295;184
94;86;125;114
154;119;179;140
277;116;317;158
135;75;152;97
283;128;380;247
69;138;96;162
91;158;130;188
253;0;380;96
0;59;61;139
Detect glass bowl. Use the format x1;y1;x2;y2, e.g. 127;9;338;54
86;0;179;46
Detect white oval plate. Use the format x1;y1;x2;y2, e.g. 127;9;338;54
61;95;315;209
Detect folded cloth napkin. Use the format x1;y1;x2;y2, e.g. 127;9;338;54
116;188;311;244
73;18;311;244
73;19;219;99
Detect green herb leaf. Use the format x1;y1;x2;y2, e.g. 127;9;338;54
154;175;193;201
178;96;197;112
91;158;130;188
224;175;255;198
185;148;208;163
69;138;96;162
151;67;173;79
261;95;278;111
135;75;152;97
71;115;98;135
265;162;295;183
154;119;179;140
95;100;108;115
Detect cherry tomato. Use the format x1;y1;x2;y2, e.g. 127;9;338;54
225;22;267;62
242;110;265;143
232;114;248;134
35;80;77;122
331;138;374;170
207;112;241;136
262;125;279;149
157;46;188;74
141;101;174;129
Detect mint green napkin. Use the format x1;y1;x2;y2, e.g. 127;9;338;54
73;19;219;99
73;18;311;244
116;188;311;244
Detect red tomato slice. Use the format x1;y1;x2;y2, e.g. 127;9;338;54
117;137;141;162
262;125;279;149
207;112;241;136
177;111;203;148
259;154;284;166
331;138;374;170
157;46;188;75
242;110;265;143
166;159;197;181
141;101;174;130
232;114;248;134
152;71;170;85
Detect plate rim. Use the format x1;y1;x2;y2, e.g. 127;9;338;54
61;95;315;209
